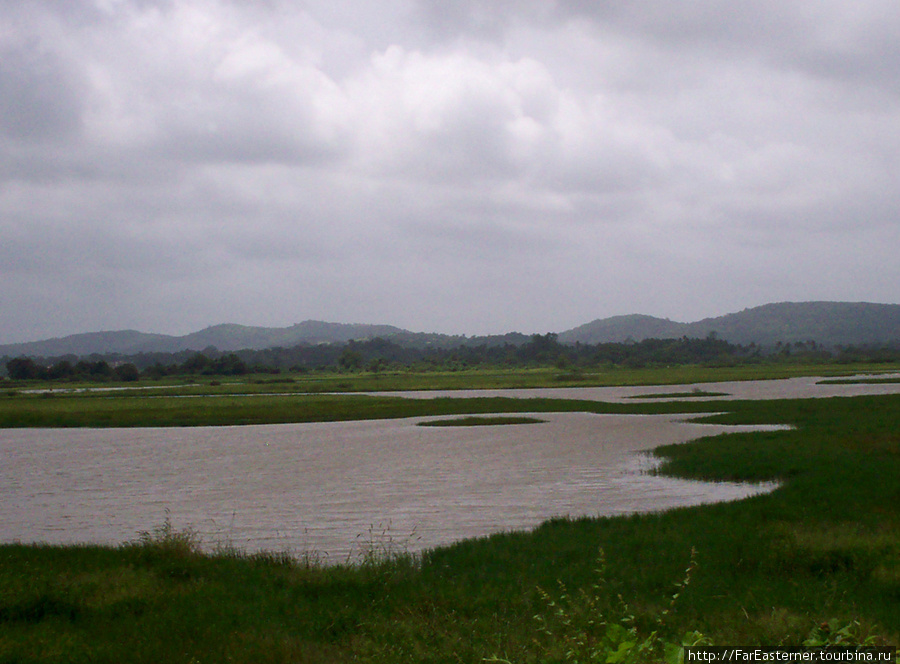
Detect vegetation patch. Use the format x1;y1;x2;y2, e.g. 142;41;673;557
818;377;900;385
0;392;718;428
2;382;900;661
417;415;546;427
627;389;730;399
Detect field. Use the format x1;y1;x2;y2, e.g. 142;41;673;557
1;365;899;662
5;360;898;397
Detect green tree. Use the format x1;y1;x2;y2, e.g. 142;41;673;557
182;353;211;373
339;348;362;371
6;357;42;380
211;354;247;376
114;363;140;382
47;360;74;380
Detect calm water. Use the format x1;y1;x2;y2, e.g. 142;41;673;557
2;412;784;559
376;373;900;402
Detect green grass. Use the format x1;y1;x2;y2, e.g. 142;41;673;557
626;390;730;399
0;390;736;428
2;386;900;661
236;361;896;392
417;415;546;427
1;359;896;429
818;377;900;385
4;360;898;397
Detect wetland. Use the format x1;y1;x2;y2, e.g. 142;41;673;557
2;368;899;662
1;412;784;558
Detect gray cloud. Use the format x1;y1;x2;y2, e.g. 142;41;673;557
0;44;83;142
0;0;898;342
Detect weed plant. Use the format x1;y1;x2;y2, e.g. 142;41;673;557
483;548;710;663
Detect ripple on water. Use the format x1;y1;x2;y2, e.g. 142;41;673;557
1;412;788;559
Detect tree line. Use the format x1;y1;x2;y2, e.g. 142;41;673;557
3;334;899;382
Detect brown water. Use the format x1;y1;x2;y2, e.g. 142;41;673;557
1;412;784;559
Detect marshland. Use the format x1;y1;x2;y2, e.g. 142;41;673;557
2;365;899;662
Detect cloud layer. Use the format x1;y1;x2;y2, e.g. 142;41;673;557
2;1;899;341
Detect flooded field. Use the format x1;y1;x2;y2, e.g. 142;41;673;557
2;411;784;559
376;373;900;402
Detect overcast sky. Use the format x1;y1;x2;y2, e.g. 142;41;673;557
2;1;899;342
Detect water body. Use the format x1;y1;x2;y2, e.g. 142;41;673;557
2;412;784;559
375;373;900;403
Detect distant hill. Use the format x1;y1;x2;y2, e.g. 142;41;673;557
2;301;899;359
0;321;410;358
175;321;409;352
0;330;174;358
558;302;900;347
557;314;686;344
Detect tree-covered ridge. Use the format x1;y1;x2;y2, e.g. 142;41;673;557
2;302;899;368
561;301;900;346
5;333;900;381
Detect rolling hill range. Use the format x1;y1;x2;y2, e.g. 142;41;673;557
557;301;900;347
0;321;410;358
1;302;898;359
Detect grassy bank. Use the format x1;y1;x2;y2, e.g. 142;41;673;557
3;360;897;398
0;359;896;429
0;391;724;428
252;362;897;392
2;393;899;662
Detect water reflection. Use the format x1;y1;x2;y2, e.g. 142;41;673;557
1;412;787;559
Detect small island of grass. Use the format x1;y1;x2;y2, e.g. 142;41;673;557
627;390;729;399
418;415;546;427
817;376;900;385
